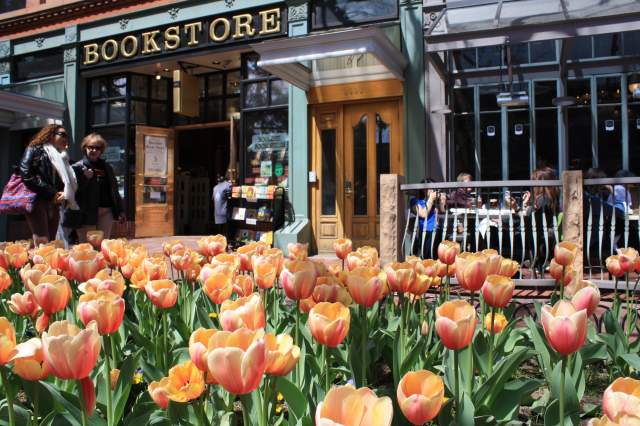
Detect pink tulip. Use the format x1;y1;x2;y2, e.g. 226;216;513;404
570;281;600;317
541;300;587;356
602;377;640;423
435;300;476;350
397;370;445;425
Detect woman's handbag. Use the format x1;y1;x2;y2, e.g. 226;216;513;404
0;173;36;215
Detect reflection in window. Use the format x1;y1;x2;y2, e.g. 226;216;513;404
568;78;591;106
569;36;593;60
0;0;25;14
376;114;390;213
244;82;268;108
535;81;557;108
110;77;127;97
353;115;368;216
91;126;127;200
270;80;289;106
321;129;336;216
131;75;148;98
530;40;556;62
594;34;621;57
13;49;63;82
243;110;288;185
452;49;476;70
109;101;126;123
477;46;501;68
312;0;397;29
597;76;621;104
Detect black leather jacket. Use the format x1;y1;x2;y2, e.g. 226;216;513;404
18;144;58;201
73;157;124;225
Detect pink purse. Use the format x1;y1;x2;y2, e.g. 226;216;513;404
0;173;37;215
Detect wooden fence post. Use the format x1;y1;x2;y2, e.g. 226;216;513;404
380;174;405;266
562;170;583;280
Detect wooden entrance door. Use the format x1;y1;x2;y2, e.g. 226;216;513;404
135;126;175;237
311;100;402;251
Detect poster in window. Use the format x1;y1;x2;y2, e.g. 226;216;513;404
260;160;273;177
144;135;168;177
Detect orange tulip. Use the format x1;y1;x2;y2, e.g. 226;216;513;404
8;291;39;318
202;266;233;305
541;300;587;356
385;262;416;294
281;260;316;300
120;246;148;279
437;240;460;265
210;252;241;272
220;293;265;331
162;240;184;258
333;238;353;261
497;258;519;278
171;249;204;274
21;264;51;293
189;328;217;372
569;280;601;317
197;235;227;259
606;255;625;278
299;296;316;313
435;300;477;350
68;249;103;282
308;302;350;348
101;239;127;268
313;283;353;306
164;360;206;403
233;274;255;297
317;275;342;287
262;248;285;275
602;377;640;424
397;370;445;425
419;259;439;277
148;378;171;409
0;244;8;270
287;242;308;261
617;248;639;274
86;230;104;250
0;267;10;293
484;312;508;334
144;280;178;309
5;243;29;269
206;328;266;394
549;259;575;285
42;320;101;379
554;241;578;266
32;274;72;315
77;291;125;335
408;274;433;296
455;252;489;292
481;249;503;275
237;243;258;271
48;248;70;272
253;256;277;289
9;337;49;381
31;244;57;265
0;317;16;365
79;269;126;297
357;246;379;263
481;275;515;308
316;385;393;426
344;252;369;272
265;333;300;376
129;268;149;290
142;255;168;281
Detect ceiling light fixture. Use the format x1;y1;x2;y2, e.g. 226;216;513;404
154;72;162;80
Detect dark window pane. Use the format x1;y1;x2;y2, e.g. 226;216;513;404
479;85;500;111
151;78;168;100
321;129;336;215
206;99;224;121
568;107;592;170
597;76;621;104
226;71;241;95
454;115;475;177
627;73;640;102
312;0;397;29
150;102;168;126
13;50;63;82
453;87;474;113
477;46;501;68
480;113;501;180
535;81;557;108
375;113;390;213
629;105;640;176
243;109;288;185
598;106;622;176
226;97;240;120
270;80;289;105
109;100;126;122
510;43;529;65
91;102;107;124
594;33;621;57
568;78;591;106
535;109;558;171
207;73;224;96
130;100;147;124
244;82;268;108
569;36;593;60
0;0;25;14
530;40;556;62
452;49;476;70
244;54;269;80
624;31;640;56
130;75;148;98
508;110;530;179
353;114;368;216
109;77;127;97
92;126;127;200
91;79;109;99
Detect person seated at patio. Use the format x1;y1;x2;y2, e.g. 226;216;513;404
607;169;634;213
449;172;481;208
521;166;560;215
410;178;446;257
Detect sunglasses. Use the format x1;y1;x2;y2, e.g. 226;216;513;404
55;131;68;137
86;145;103;151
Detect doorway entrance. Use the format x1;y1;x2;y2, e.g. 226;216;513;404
311;99;402;252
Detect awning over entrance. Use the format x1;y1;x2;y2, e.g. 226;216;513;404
251;27;408;91
0;90;65;126
426;0;640;52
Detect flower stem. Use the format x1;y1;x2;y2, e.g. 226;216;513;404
32;382;39;426
324;344;331;393
262;376;270;426
162;309;169;374
559;356;566;425
488;306;495;376
453;349;460;415
295;301;300;387
360;306;368;387
445;265;450;301
103;336;113;426
0;366;15;426
560;266;565;300
77;380;89;426
625;273;631;337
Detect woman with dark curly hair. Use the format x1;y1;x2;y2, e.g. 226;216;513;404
19;124;79;245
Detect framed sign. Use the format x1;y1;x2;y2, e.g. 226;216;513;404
144;135;168;177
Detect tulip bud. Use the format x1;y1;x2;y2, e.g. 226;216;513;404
308;302;350;347
397;370;445;425
554;241;578;266
541;300;587;356
455;252;489;292
437;240;460;265
481;275;515;308
333;239;353;261
435;300;476;350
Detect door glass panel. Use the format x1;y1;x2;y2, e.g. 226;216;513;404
535;109;558;170
353;114;368;216
598;105;622;175
375;114;390;213
568;106;592;170
480;113;501;180
321;129;336;216
629;105;640;176
508;110;530;179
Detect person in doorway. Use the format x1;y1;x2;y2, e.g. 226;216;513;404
73;133;125;242
410;178;445;258
212;171;233;237
19;124;79;246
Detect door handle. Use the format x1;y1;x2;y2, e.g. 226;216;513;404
345;180;353;196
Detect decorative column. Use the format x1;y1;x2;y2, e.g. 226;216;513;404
63;25;83;152
380;174;406;266
0;40;10;242
562;170;583;280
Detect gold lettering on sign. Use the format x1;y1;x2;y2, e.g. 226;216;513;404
83;43;99;65
164;26;180;50
233;13;255;39
101;39;118;61
142;31;161;54
120;35;138;58
259;8;280;35
184;22;202;46
209;17;231;42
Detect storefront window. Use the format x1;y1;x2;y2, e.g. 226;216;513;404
480;113;501;180
13;49;63;82
0;0;24;14
243;110;288;185
594;34;621;57
534;81;558;170
312;0;397;29
89;126;127;200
